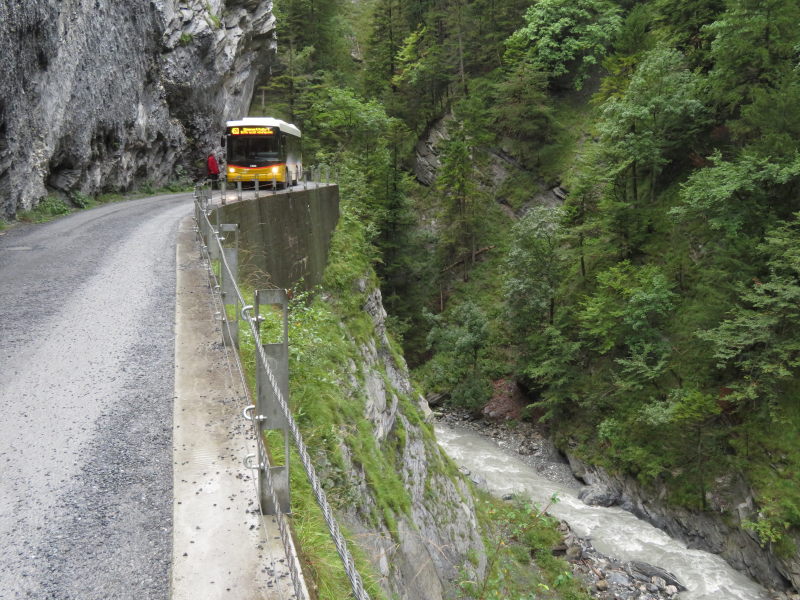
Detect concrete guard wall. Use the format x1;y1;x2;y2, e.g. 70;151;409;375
214;185;340;290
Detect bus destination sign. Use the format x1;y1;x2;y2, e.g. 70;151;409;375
230;126;274;135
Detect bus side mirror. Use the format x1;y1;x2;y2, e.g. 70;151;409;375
220;136;226;147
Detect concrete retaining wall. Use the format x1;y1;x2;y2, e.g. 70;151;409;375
214;185;340;290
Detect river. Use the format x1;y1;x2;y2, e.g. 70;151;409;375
436;424;770;600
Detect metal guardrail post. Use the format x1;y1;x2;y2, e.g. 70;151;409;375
194;188;203;234
200;205;212;250
254;289;291;515
254;178;259;198
236;178;243;203
219;224;239;348
207;210;220;262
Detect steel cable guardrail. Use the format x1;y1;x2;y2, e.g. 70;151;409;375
192;181;370;600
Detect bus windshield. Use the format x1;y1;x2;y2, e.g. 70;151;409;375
227;135;281;167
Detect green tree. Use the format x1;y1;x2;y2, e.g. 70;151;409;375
423;301;492;411
595;3;655;103
579;261;676;390
705;0;800;114
435;122;487;282
596;46;706;257
671;151;800;241
363;0;407;97
255;44;315;121
599;46;707;203
278;0;351;72
504;206;564;328
390;27;452;127
505;0;622;89
311;86;396;154
651;0;723;65
492;64;554;164
700;215;800;418
730;72;800;159
638;388;724;508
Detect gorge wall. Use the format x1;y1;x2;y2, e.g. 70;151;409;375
339;282;487;599
0;0;275;219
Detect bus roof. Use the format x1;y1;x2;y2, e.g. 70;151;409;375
225;117;301;138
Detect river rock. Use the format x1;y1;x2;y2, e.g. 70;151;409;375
579;484;620;507
607;571;631;586
627;562;684;590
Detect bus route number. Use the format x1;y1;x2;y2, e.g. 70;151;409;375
230;127;273;135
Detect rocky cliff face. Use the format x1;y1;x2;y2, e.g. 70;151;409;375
414;114;452;186
340;282;486;599
568;454;800;593
0;0;275;218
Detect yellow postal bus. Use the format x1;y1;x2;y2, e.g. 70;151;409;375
224;117;302;187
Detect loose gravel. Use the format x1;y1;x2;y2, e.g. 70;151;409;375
0;194;192;599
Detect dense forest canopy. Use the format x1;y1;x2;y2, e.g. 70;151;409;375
256;0;800;558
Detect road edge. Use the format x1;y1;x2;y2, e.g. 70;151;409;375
172;214;293;599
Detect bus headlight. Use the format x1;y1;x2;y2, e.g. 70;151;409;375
229;167;235;173
271;166;279;174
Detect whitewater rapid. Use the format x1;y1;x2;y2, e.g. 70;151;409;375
436;424;769;600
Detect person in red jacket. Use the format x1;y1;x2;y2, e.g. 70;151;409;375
207;152;220;182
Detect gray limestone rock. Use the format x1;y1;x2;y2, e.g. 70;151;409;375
413;114;452;186
0;0;276;218
329;285;486;600
579;484;620;507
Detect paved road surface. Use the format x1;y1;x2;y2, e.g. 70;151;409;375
0;194;191;598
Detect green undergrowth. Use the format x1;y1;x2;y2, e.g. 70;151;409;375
463;493;593;600
16;196;72;223
218;277;386;600
226;190;440;599
738;406;800;557
536;96;596;189
11;180;192;226
225;176;594;598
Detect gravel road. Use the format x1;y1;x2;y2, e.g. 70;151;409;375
0;194;193;599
